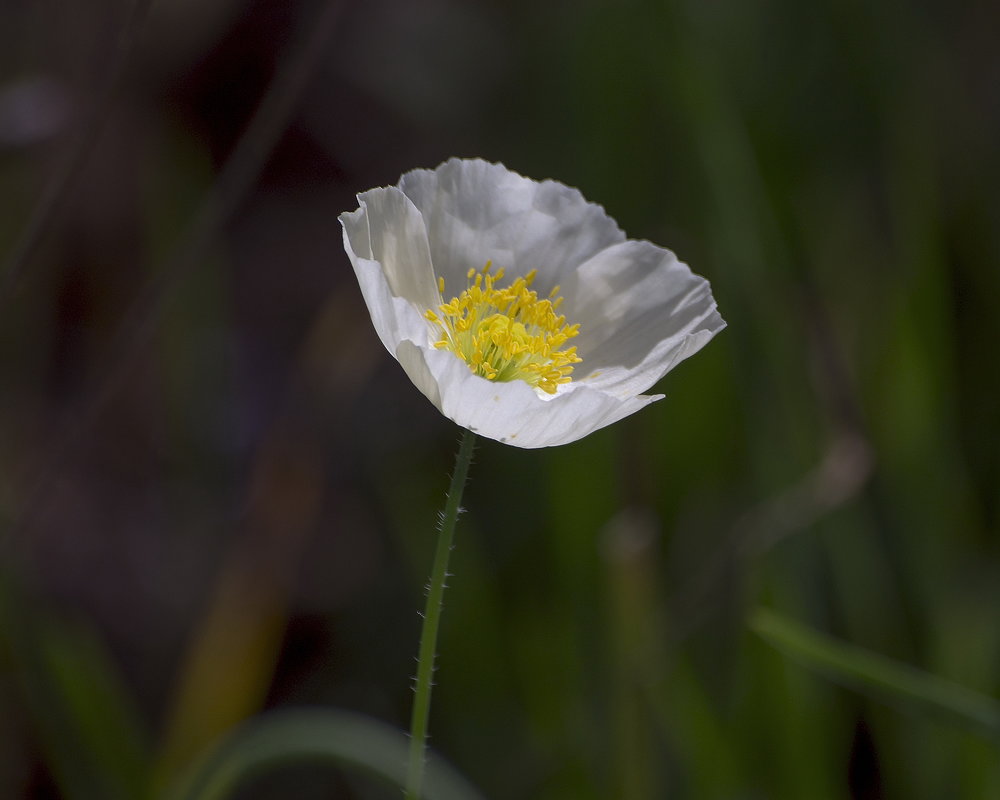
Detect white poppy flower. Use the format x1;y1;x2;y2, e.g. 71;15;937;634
340;158;725;449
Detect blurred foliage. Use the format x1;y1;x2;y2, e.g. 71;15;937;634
0;0;998;798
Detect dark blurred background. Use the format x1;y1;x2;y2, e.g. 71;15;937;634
1;0;998;798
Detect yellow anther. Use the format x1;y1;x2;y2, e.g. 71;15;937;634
424;262;581;394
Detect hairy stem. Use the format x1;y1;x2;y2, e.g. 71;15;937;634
406;429;476;800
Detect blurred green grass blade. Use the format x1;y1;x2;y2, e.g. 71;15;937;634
36;619;152;797
0;596;151;800
162;708;487;800
751;608;1000;741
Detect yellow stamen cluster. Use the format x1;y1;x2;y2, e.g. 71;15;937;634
424;262;581;394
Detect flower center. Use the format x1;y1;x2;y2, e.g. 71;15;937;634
424;262;581;394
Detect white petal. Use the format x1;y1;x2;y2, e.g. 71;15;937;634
564;240;726;396
397;158;625;296
340;210;429;357
352;186;440;313
340;203;372;258
340;159;726;449
396;341;662;448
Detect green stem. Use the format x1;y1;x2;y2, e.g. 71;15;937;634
406;430;476;800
